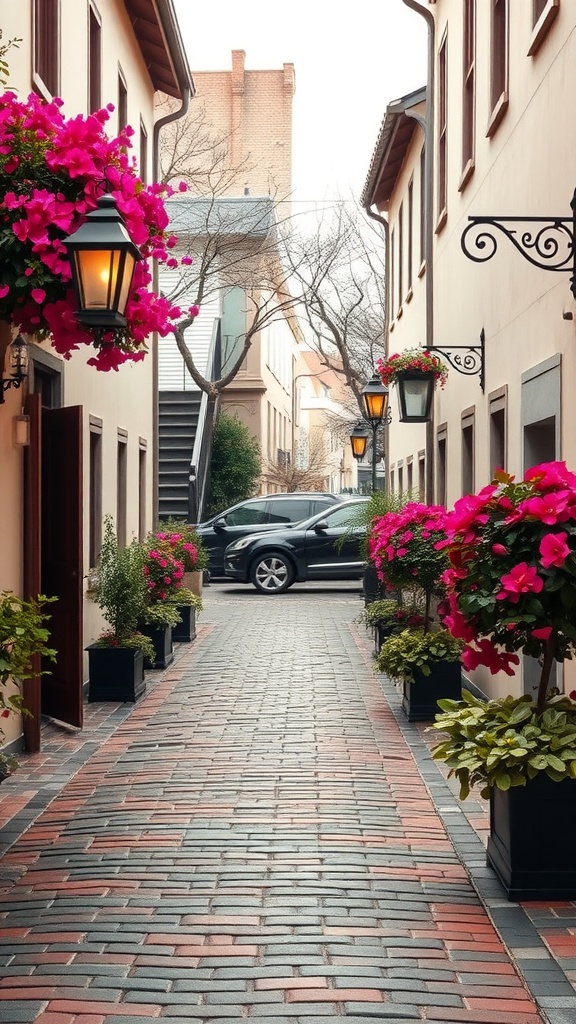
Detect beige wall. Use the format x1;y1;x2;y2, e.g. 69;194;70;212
371;0;576;699
0;0;173;747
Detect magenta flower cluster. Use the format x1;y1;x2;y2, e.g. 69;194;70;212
142;547;184;602
437;461;576;678
369;502;448;602
154;531;200;573
0;90;195;370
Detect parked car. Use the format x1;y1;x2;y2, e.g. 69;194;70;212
195;492;343;576
223;497;370;594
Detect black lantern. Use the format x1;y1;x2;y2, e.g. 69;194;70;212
63;194;142;328
1;334;29;404
361;374;390;424
349;421;370;460
396;370;435;423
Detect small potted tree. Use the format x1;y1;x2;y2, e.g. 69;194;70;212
154;519;209;596
138;539;185;669
87;516;154;702
360;598;425;654
0;590;56;780
433;462;576;898
369;502;462;720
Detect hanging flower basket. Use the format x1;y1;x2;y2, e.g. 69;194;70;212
376;348;449;389
0;90;188;370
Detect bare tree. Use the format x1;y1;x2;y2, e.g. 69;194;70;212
281;203;386;418
262;427;341;493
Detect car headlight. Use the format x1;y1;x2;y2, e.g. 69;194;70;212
227;536;255;552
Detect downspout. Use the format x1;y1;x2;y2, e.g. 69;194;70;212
402;0;435;505
151;1;194;523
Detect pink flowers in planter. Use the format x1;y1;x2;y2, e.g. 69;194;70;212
0;90;187;369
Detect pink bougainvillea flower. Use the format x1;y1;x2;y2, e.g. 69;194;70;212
519;491;572;525
539;531;570;569
0;284;9;299
496;562;544;603
491;543;508;556
525;461;576;491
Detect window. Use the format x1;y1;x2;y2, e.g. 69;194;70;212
398;463;404;495
407;178;414;296
461;409;475;496
267;499;310;524
419;146;426;269
117;430;128;548
118;68;128;133
489;387;507;477
436;427;447;506
226;502;269;526
461;0;475;189
89;417;103;568
138;440;147;542
88;3;102;113
407;458;413;498
437;32;448;231
390;228;395;318
33;0;60;98
418;451;426;500
398;202;404;309
487;0;509;137
140;120;148;184
528;0;559;55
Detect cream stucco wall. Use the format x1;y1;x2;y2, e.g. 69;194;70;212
376;0;576;700
0;0;181;749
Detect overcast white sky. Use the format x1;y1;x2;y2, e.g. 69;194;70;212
172;0;428;204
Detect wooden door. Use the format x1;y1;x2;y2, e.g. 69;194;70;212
40;406;84;728
22;392;42;751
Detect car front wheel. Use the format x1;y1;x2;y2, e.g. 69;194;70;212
250;553;295;594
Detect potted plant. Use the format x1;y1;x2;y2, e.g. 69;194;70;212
433;461;576;898
338;491;407;604
376;349;449;423
169;588;203;644
88;516;154;702
138;537;185;668
377;627;464;720
360;598;425;654
0;590;56;780
154;519;209;596
369;501;461;720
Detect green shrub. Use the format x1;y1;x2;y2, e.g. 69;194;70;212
377;627;463;684
207;413;261;517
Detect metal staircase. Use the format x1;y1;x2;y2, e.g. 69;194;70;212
158;390;202;521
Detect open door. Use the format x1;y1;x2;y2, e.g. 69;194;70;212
41;406;84;728
22;392;42;751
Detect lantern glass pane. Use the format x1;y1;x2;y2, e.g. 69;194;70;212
351;435;368;458
364;391;387;421
402;378;432;419
75;249;120;310
116;251;135;316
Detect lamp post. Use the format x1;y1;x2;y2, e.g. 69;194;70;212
349;375;391;492
63;194;142;328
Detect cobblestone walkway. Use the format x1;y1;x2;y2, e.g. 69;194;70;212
0;582;572;1023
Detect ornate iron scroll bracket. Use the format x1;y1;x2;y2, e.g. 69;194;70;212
423;330;485;393
461;189;576;297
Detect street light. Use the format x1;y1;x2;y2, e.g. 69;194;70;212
349;375;391;492
63;194;142;328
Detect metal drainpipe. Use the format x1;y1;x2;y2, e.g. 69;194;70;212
151;85;192;524
402;0;435;505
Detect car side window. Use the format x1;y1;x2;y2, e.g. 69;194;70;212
267;500;311;523
310;499;334;516
226;502;269;526
322;504;365;528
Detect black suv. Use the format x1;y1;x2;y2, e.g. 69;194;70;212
196;493;342;575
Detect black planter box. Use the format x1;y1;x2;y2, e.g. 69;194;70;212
87;643;145;703
487;775;576;900
401;660;462;722
363;564;388;606
139;624;174;669
375;623;394;655
173;606;196;643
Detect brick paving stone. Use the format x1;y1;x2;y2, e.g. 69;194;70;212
0;584;554;1022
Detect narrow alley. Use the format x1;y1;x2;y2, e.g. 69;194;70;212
0;583;574;1024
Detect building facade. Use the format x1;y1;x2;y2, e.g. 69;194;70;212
0;0;192;754
363;0;576;698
